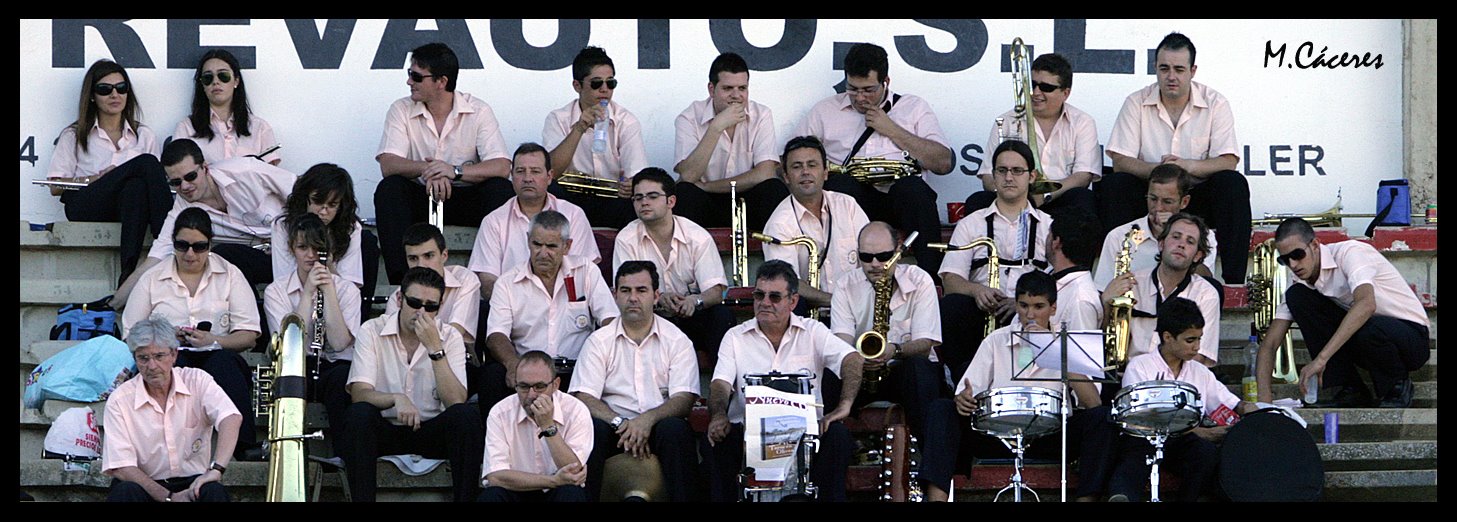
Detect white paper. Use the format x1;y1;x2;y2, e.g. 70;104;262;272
1022;330;1106;379
743;385;819;482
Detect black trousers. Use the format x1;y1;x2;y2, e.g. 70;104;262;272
1108;431;1218;502
314;359;352;457
821;357;944;442
374;175;514;284
360;228;381;306
210;243;273;290
1095;170;1251;284
963;186;1098;223
937;293;1010;377
108;476;229;502
340;402;484;502
673;178;790;232
60;154;173;285
585;416;699;502
920;400;1117;498
548;181;637;230
174;350;256;455
665;305;735;358
823;173;944;278
700;421;853;502
477;485;588;502
1286;284;1430;396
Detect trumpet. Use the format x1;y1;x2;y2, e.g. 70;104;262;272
730;181;750;288
1104;225;1141;372
857;231;919;395
929;237;1000;338
1249;239;1298;384
1007;38;1061;196
829;155;922;185
752;232;821;321
558;170;622;198
1252;191;1425;228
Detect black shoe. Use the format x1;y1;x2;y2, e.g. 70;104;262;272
235;444;268;462
1311;385;1373;408
1378;379;1414;408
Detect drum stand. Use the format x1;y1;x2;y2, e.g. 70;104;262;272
1144;432;1170;502
993;433;1039;502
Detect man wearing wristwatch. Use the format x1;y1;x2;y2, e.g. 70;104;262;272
543;46;649;229
481;351;594;502
828;222;942;445
342;267;483;502
571;261;701;501
613;168;734;362
374;42;514;285
104;316;241;502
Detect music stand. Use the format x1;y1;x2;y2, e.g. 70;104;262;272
1010;322;1118;503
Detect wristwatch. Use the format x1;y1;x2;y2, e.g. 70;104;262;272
1041;193;1053;206
453;164;464;181
694;296;704;311
892;344;902;359
211;461;228;475
428;349;447;361
538;424;560;438
610;416;625;430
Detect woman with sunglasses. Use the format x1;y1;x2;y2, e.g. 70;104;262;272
45;59;172;285
120;206;266;461
175;49;281;165
271;163;379;304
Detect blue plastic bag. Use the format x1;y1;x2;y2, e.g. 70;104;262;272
23;336;136;409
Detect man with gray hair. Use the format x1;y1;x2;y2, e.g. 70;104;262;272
103;315;242;502
481;210;619;415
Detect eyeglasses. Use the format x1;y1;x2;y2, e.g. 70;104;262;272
167;170;200;187
1276;247;1308;267
1031;80;1063;93
858;250;896;263
94;81;130;96
173;240;211;253
134;351;174;364
751;290;792;303
198;71;234;85
631;192;664;202
406;70;440;83
514;381;553;392
588;78;618;90
403;295;442;313
994;167;1031;176
845;82;884;96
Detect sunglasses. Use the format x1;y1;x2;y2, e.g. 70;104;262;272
859;250;896;263
1276;247;1308;267
198;71;234;85
1031;80;1063;93
403;295;442;313
173;240;211;253
167;170;200;187
514;381;553;392
588;78;618;90
751;290;792;303
94;81;130;96
406;70;440;83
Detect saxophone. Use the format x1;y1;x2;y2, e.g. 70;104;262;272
256;314;322;502
857;232;919;394
1103;225;1142;372
751;232;821;321
928;237;1000;338
1249;239;1298;383
730;181;749;288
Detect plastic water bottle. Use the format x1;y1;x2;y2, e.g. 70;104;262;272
1242;331;1260;402
591;99;609;154
1304;374;1320;404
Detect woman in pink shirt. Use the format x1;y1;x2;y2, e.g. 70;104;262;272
45;59;171;285
271;163;379;307
175;49;280;165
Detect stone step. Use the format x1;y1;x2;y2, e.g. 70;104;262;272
20;280;116;306
1223;381;1437;408
1322;470;1438;502
1212;347;1437;384
1299;408;1436;442
1317;441;1437;472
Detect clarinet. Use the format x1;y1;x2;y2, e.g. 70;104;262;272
309;251;328;383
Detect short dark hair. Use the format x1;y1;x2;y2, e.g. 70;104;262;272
615;260;660;291
1155;212;1211;267
174;207;214;241
1014;269;1057;304
1275;217;1317;244
1156;32;1197;67
512;142;552;173
631;167;676;197
572;46;614;81
518;350;558;380
411;42;460;92
401;265;446;297
709;52;750;84
286;212;332;259
844;43;889;80
529;209;572;243
161;138;206;168
1156;296;1205;336
1031;53;1073;89
1050;213;1100;267
755;259;799;295
402;223;446;253
1149;163;1193;197
782;135;828;166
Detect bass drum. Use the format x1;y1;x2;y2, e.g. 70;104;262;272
1219;409;1324;501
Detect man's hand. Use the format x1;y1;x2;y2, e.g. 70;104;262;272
395;394;422;430
409;312;443;353
1299;357;1328;397
170;488;194;502
993;298;1017;323
616;179;632;199
707;413;730;446
554;462;587;487
968;284;1006;312
177;326;218;349
862;342;896;372
528;393;557;429
954;389;979;417
710;102;747;134
862;104;905;139
617;416;654;459
189;469;222;499
820;405;851;434
577;103;607;134
1102;272;1138;306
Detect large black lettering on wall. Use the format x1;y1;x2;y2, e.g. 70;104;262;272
895;19;987;73
709;19;815;71
491;19;590;71
168;19;255;69
286;19;357;70
638;19;670;69
372;19;483;70
52;19;153;68
1053;19;1133;74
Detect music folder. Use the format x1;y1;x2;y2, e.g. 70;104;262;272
1019;330;1106;379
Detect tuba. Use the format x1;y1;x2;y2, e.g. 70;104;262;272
254;314;323;502
929;237;1000;338
1007;38;1061;196
856;231;919;394
730;181;750;287
1103;225;1142;372
1249;239;1299;384
751;232;821;321
557;170;622;198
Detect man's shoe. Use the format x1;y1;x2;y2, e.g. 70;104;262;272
1312;385;1373;408
1378;378;1414;408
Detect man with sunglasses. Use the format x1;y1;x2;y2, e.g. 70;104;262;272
570;261;701;502
792;42;953;276
671;52;789;231
613;168;733;362
965;53;1099;222
480;350;594;503
385;223;481;350
1101;32;1249;285
762;136;870;314
544;46;648;229
342;266;483;502
1100;212;1222;366
1093;164;1219;289
828;222;942;447
113;138;294;308
1254;218;1430;408
703;260;864;502
375;42;514;287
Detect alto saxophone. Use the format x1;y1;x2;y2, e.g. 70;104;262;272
256;314;323;501
1103;225;1141;372
730;181;749;288
857;232;919;395
1249;239;1298;384
929;237;1000;338
751;232;821;321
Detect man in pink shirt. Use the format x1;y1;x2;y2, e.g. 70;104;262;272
480;350;594;502
671;52;789;230
544;46;648;229
374;42;513;286
1100;32;1249;285
104;316;241;502
793;43;954;276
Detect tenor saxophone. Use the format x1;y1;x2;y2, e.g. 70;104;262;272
256;314;322;502
857;232;919;394
751;232;821;321
928;237;1000;338
1103;225;1142;372
1249;239;1298;384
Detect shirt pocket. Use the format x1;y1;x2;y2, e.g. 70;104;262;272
565;301;593;332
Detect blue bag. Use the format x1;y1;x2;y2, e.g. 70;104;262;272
49;296;118;341
23;335;136;409
1365;179;1411;237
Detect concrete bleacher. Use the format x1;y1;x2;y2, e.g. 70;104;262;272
18;219;1438;501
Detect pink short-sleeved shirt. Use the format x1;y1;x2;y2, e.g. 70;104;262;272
486;256;620;360
569;318;700;418
611;216;728;297
829;264;942;360
467;195;601;279
762;192;870;287
673;98;779;181
146;157;294;260
1106;82;1240;164
939;203;1053;296
262;272;362;362
1126;268;1222;363
543;99;648;181
121;253;261;340
347;312;468;425
482;389;594;485
976;104;1101;182
174;111;280;164
713;315;855;424
47;121;160;179
375;92;509;187
1274;241;1428;327
1123;352;1239;417
102;367;241;480
270;218;365;288
385;265;481;343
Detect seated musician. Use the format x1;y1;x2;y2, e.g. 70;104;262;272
384;223;481;351
342;267;482;502
570;261;700;501
1100;212;1222;367
104;315;241;502
1047;213;1104;331
1093;164;1219;290
544;46;648;229
761;136;870;314
261;214;361;457
482;210;618;413
480;351;594;503
703;260;864;502
613;168;734;359
938;140;1053;377
1257;218;1431;408
270;163;377;305
921;270;1114;502
1107;297;1258;502
827;221;942;441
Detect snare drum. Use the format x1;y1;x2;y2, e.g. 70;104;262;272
1112;380;1203;437
971;387;1064;440
744;372;813;395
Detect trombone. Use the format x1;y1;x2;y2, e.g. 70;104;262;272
1007;38;1061;196
928;237;1000;338
1252;191;1426;228
558;170;622;198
